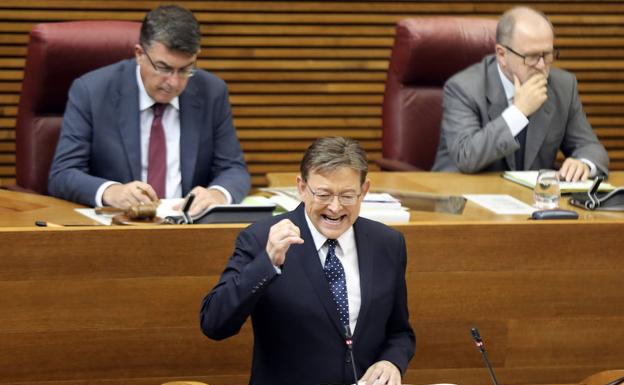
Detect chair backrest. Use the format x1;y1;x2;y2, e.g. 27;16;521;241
381;17;497;170
15;20;141;194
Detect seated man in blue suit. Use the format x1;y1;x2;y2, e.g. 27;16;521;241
48;5;250;215
200;136;415;385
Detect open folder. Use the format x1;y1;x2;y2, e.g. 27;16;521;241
502;171;615;193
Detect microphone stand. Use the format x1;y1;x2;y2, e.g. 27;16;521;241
471;327;500;385
345;326;359;385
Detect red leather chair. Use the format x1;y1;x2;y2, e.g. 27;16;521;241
13;21;140;194
378;17;497;171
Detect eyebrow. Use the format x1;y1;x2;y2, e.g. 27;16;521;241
316;188;358;194
154;58;196;70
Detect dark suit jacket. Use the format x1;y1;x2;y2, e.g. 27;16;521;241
432;55;609;174
48;58;250;206
200;204;415;385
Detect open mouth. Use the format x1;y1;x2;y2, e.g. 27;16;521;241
322;214;346;224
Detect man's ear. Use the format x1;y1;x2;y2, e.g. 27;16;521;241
360;179;371;197
296;176;306;199
134;44;143;61
495;44;507;67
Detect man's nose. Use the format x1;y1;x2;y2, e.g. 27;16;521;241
534;56;547;70
327;195;342;211
165;73;181;88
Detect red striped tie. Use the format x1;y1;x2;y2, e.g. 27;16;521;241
147;103;167;198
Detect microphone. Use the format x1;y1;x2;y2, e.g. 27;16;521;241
345;325;359;385
471;327;500;385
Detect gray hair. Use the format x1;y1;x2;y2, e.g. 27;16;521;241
496;6;554;45
140;5;201;54
300;137;368;185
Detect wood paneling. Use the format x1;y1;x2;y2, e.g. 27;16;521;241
1;220;623;385
0;1;623;189
1;179;624;385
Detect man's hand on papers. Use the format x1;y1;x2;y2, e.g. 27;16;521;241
513;73;547;117
102;181;158;209
558;158;590;182
172;186;227;217
266;219;304;266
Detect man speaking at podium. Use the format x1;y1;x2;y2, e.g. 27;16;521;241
200;137;415;385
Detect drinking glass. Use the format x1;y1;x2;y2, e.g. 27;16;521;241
533;169;560;209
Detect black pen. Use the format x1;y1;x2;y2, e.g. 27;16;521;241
35;221;95;227
181;192;196;224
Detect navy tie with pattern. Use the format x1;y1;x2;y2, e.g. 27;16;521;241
323;239;349;327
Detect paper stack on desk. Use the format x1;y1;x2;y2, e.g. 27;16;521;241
260;187;410;224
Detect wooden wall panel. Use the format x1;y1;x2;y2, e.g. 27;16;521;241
2;221;624;385
0;1;623;187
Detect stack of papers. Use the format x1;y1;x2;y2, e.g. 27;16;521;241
260;187;410;223
502;171;615;193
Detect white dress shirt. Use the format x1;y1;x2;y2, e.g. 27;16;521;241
304;212;361;334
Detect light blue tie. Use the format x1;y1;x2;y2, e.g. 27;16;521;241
323;239;349;327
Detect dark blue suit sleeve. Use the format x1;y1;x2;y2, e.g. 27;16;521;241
200;226;278;340
206;86;250;203
48;77;111;206
375;232;416;375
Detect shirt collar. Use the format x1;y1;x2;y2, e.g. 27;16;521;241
303;209;355;252
135;64;180;111
496;62;515;104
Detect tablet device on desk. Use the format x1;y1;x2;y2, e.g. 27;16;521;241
165;203;276;224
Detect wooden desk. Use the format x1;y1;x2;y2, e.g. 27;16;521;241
268;171;624;222
0;173;623;385
0;189;96;227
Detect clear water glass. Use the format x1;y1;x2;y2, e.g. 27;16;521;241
533;169;560;209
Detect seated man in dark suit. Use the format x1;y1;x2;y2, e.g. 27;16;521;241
48;5;250;215
200;136;415;385
432;6;608;182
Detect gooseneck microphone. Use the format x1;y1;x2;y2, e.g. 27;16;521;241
345;325;359;385
471;327;500;385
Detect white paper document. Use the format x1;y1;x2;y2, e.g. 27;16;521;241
464;194;536;215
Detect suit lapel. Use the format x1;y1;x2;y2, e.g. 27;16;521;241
292;204;347;337
524;85;555;169
115;60;141;181
484;58;516;169
352;218;372;339
178;80;202;195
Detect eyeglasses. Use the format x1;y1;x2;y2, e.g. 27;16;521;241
142;46;196;78
503;45;559;66
306;184;361;206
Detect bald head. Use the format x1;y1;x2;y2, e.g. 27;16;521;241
494;6;555;84
496;7;554;46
